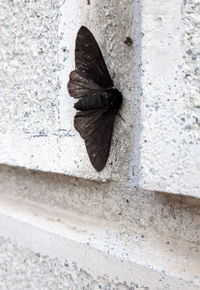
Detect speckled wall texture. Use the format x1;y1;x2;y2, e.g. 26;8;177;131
139;0;200;197
183;0;200;125
0;237;138;290
0;0;60;134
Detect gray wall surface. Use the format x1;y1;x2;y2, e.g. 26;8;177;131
0;165;199;289
0;236;138;290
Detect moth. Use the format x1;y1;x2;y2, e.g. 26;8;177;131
67;26;123;172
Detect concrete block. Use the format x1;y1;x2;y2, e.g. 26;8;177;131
139;0;200;197
0;195;199;289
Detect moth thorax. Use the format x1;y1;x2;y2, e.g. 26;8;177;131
108;88;123;110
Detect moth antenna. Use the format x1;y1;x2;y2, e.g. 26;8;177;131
118;112;126;123
117;113;130;130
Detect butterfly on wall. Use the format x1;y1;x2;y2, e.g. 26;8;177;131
67;26;123;172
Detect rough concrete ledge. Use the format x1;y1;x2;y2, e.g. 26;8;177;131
0;195;199;290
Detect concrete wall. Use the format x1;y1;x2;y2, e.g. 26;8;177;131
0;165;200;289
0;0;200;289
140;0;200;197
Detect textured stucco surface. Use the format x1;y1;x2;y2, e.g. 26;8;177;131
1;165;200;245
0;165;199;289
139;0;200;197
2;233;198;290
0;237;139;290
0;0;60;134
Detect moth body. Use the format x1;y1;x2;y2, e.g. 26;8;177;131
74;93;109;111
74;88;122;112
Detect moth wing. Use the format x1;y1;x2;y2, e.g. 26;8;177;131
74;108;116;171
67;70;104;99
75;26;114;88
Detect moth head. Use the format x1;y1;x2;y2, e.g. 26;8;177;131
108;88;123;110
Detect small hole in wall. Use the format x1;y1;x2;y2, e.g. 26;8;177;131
124;37;133;46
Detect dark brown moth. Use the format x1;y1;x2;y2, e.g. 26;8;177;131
67;26;123;172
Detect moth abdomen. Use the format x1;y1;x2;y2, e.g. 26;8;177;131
74;93;109;111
